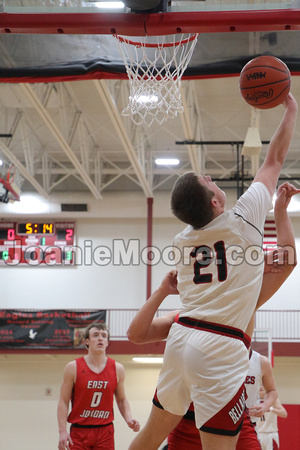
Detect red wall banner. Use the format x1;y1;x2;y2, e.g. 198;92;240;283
0;310;106;349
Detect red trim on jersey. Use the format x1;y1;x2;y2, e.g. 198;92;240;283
244;333;251;350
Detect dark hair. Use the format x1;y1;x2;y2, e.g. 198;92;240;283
170;171;214;229
84;322;110;349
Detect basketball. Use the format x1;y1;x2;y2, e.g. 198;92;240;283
239;55;291;109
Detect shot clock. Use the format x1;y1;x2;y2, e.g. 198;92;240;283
0;221;75;266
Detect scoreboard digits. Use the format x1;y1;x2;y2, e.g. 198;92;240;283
0;221;75;266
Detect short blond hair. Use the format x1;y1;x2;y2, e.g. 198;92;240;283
84;322;110;349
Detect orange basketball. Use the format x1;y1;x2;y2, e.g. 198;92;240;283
239;55;291;109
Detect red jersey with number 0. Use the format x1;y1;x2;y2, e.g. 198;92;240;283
68;356;118;426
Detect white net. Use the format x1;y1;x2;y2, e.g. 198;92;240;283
114;34;199;127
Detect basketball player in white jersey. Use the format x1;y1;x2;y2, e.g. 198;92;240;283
256;386;288;450
129;93;298;450
246;350;277;424
128;181;297;450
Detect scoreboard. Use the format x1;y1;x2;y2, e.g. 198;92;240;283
0;221;75;266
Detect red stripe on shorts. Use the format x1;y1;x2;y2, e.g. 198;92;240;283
177;317;246;345
200;383;246;436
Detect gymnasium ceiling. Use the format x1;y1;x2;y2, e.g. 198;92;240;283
1;1;300;202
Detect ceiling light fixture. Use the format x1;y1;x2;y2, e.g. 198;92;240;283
132;357;163;364
134;95;159;104
92;1;125;9
155;158;180;166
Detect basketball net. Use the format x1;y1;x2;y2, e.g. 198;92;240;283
114;34;199;127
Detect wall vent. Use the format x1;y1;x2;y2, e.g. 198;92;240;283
61;203;88;212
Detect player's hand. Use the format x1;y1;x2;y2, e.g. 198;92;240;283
159;270;179;296
127;419;140;432
282;92;298;110
275;182;300;211
58;431;73;449
249;403;267;418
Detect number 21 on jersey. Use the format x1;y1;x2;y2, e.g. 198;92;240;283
190;240;227;284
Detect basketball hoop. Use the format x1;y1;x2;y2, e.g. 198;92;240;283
114;33;199;127
0;161;23;203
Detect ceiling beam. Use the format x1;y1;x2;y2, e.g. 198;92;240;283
0;140;49;198
92;80;153;198
180;82;205;174
19;83;102;199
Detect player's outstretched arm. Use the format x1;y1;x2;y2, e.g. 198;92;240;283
245;182;298;337
254;93;298;196
127;270;179;344
256;182;298;310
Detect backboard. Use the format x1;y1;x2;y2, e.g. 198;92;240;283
0;0;300;198
0;178;20;202
0;161;22;203
1;1;300;83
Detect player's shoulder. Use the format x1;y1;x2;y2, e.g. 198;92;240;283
115;361;125;380
107;356;118;366
66;359;77;369
173;224;194;242
259;353;272;370
115;360;124;371
68;356;85;370
259;353;270;362
248;181;271;201
64;359;77;378
234;182;270;207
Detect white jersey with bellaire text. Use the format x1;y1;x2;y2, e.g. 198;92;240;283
245;350;262;423
174;182;272;332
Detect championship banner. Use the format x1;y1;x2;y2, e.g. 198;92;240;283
0;310;106;349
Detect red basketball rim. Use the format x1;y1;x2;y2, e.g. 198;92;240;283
114;33;198;48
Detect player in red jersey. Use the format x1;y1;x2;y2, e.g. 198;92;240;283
128;181;298;450
57;322;140;450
